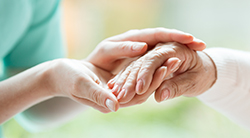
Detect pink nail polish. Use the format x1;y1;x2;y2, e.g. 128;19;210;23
136;79;144;94
161;89;170;101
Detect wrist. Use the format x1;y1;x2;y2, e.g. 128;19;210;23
197;51;217;94
33;61;57;98
0;62;54;123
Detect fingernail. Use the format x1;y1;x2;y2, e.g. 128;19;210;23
105;99;116;112
108;79;114;85
136;79;144;94
107;79;115;89
117;88;126;100
161;89;170;101
161;66;168;80
170;59;181;72
111;84;119;94
132;44;146;52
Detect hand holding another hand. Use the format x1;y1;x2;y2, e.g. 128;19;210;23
42;59;118;113
51;28;206;113
108;42;216;107
87;27;206;75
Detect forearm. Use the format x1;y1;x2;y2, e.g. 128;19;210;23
198;48;250;129
0;63;52;124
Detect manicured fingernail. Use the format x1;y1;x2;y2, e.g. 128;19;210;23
108;79;114;85
132;44;146;52
170;59;181;72
105;99;116;112
161;89;170;101
161;66;168;80
107;79;115;89
111;84;119;94
136;79;144;94
117;88;126;100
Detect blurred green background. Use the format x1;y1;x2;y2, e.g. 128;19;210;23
3;0;250;137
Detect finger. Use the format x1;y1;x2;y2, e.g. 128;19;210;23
143;57;181;94
107;28;194;47
121;58;181;107
135;47;182;95
111;62;135;96
107;68;125;89
99;41;148;59
155;72;197;103
73;79;119;112
107;78;115;89
117;59;144;103
70;95;112;113
119;65;168;107
186;38;206;51
163;57;182;74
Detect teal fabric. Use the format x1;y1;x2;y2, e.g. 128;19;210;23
0;0;65;136
0;0;65;69
0;127;2;138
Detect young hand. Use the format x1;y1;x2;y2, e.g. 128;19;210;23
43;59;119;113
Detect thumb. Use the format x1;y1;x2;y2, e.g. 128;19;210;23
75;80;119;112
154;71;197;102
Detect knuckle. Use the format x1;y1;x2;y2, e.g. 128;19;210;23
124;76;135;85
169;81;180;98
139;66;151;75
185;76;198;95
146;50;168;62
120;43;128;51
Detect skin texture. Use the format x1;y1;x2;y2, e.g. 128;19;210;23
109;42;216;107
87;28;206;75
0;27;206;125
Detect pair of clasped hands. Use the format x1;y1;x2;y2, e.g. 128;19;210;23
51;28;215;113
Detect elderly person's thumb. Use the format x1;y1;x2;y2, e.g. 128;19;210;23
154;72;198;102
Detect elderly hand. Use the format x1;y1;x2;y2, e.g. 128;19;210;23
87;28;206;75
109;42;216;107
154;43;217;102
79;28;206;112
